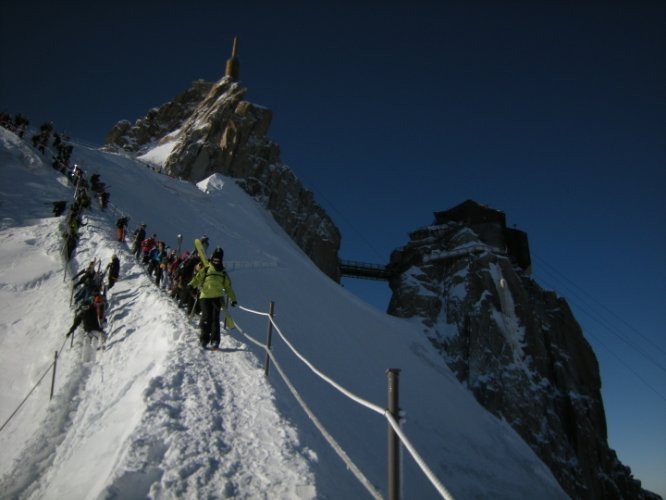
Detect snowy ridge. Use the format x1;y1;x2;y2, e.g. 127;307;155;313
2;205;316;499
0;127;567;499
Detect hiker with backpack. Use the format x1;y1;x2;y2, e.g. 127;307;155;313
141;234;157;265
131;223;146;259
173;252;200;312
106;254;120;290
72;261;104;307
188;239;237;350
115;217;129;241
159;248;177;290
147;240;165;278
65;293;106;342
72;260;98;290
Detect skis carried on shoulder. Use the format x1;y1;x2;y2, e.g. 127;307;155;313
194;238;207;261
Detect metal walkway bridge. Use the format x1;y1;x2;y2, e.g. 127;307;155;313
339;260;392;281
339;245;488;282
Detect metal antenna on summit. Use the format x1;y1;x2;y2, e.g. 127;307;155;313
225;36;240;81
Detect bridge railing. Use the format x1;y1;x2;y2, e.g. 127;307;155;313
339;260;392;281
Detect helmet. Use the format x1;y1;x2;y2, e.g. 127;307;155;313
211;247;224;267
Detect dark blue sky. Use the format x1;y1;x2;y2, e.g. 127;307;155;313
2;1;665;495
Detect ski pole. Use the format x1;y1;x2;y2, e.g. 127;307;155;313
189;296;199;319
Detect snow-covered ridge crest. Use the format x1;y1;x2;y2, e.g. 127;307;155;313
0;126;567;498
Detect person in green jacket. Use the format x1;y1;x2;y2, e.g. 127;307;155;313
189;239;237;350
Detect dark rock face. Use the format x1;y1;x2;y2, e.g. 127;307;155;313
387;202;658;500
104;77;341;280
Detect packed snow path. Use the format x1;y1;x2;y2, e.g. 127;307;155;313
100;325;316;499
1;210;316;499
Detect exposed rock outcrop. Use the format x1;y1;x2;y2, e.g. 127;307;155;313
105;77;340;280
105;80;213;153
387;200;659;500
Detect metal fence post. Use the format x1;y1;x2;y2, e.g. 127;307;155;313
387;368;401;500
263;301;275;377
50;351;58;401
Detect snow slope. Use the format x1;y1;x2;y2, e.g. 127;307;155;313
0;127;566;499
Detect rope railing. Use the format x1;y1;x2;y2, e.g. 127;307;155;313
236;304;455;500
0;336;70;433
238;305;385;415
384;411;453;499
270;314;386;416
235;320;383;499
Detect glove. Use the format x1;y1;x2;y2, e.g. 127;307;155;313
231;301;237;307
66;329;73;337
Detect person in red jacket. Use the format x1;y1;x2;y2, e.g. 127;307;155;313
115;217;129;242
141;234;157;265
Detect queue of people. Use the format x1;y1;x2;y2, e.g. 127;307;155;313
126;222;238;350
4;116;239;353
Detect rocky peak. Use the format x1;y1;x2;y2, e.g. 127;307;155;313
387;200;659;500
104;77;341;280
105;79;214;153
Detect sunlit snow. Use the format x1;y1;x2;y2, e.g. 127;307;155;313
0;127;566;499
